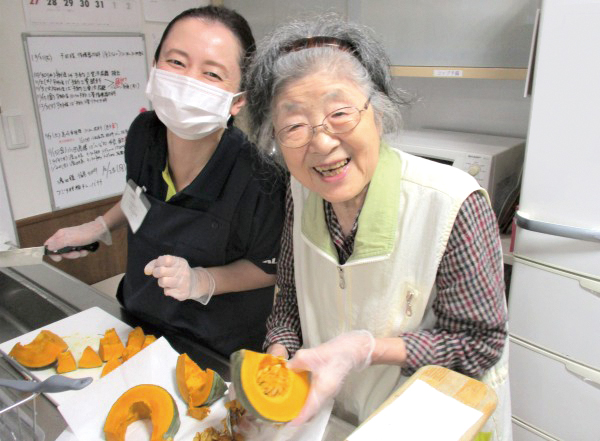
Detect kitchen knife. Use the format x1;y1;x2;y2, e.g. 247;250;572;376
0;242;99;267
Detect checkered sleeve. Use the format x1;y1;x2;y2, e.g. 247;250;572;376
400;191;508;378
263;184;302;356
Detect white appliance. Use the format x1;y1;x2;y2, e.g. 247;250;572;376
392;129;525;218
507;0;600;440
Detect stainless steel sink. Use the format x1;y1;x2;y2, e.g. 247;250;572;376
0;269;76;440
0;270;75;344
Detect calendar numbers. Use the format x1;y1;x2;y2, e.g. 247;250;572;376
23;0;139;27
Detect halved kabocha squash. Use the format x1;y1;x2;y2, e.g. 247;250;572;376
104;384;180;441
78;346;103;368
230;349;310;423
176;353;227;408
8;330;68;369
99;328;125;362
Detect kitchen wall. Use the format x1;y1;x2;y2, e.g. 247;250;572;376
0;1;167;221
0;1;531;222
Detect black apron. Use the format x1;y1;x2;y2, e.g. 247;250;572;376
116;162;274;358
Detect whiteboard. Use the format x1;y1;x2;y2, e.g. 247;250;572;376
23;33;150;210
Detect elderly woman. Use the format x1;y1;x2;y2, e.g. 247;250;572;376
244;15;511;440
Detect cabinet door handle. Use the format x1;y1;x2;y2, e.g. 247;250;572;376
511;336;600;390
515;211;600;243
564;362;600;390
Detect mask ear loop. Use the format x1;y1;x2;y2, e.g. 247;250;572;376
232;91;245;103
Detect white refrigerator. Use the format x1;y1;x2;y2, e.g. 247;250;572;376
507;0;600;440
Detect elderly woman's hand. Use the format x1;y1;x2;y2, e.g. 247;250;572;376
287;330;375;426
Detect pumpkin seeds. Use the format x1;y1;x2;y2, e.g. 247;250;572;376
256;359;290;397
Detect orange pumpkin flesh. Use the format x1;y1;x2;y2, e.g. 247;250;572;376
187;406;211;421
141;335;157;349
176;353;227;408
8;330;68;369
122;327;145;361
99;329;125;362
101;357;123;378
78;346;103;368
104;384;180;441
230;349;310;423
56;350;77;373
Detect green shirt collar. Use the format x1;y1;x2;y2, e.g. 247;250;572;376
301;141;402;263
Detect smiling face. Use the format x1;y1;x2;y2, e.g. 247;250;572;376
155;17;246;116
273;72;381;205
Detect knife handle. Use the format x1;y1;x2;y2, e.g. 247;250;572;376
46;242;100;255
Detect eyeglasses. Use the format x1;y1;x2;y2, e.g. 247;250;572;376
275;98;370;149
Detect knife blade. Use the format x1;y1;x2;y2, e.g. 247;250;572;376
0;242;99;267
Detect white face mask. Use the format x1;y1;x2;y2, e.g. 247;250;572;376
145;67;243;140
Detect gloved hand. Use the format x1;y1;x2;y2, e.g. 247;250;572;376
287;330;376;426
44;216;111;262
144;255;216;304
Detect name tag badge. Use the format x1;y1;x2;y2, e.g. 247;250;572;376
120;179;151;233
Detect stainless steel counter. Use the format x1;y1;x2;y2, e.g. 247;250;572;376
0;264;357;441
0;263;230;440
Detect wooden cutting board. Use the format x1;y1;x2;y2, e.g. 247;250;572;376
351;365;498;441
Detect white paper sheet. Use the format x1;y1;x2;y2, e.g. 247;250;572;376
58;337;333;441
347;379;483;441
58;336;228;441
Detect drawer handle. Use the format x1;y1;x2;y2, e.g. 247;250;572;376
515;211;600;243
564;363;600;390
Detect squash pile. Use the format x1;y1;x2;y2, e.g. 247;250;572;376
8;326;156;377
97;327;157;377
230;349;310;423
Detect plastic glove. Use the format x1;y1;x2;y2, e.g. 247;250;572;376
44;216;111;262
144;255;215;304
287;330;376;426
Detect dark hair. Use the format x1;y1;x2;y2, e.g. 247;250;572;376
153;6;255;88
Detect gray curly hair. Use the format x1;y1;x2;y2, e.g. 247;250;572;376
245;14;410;163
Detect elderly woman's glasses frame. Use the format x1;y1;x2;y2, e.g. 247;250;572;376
275;98;371;149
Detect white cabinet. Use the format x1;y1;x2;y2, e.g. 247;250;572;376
348;0;540;69
507;0;600;439
510;336;600;441
223;0;539;79
509;261;600;368
509;260;600;440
